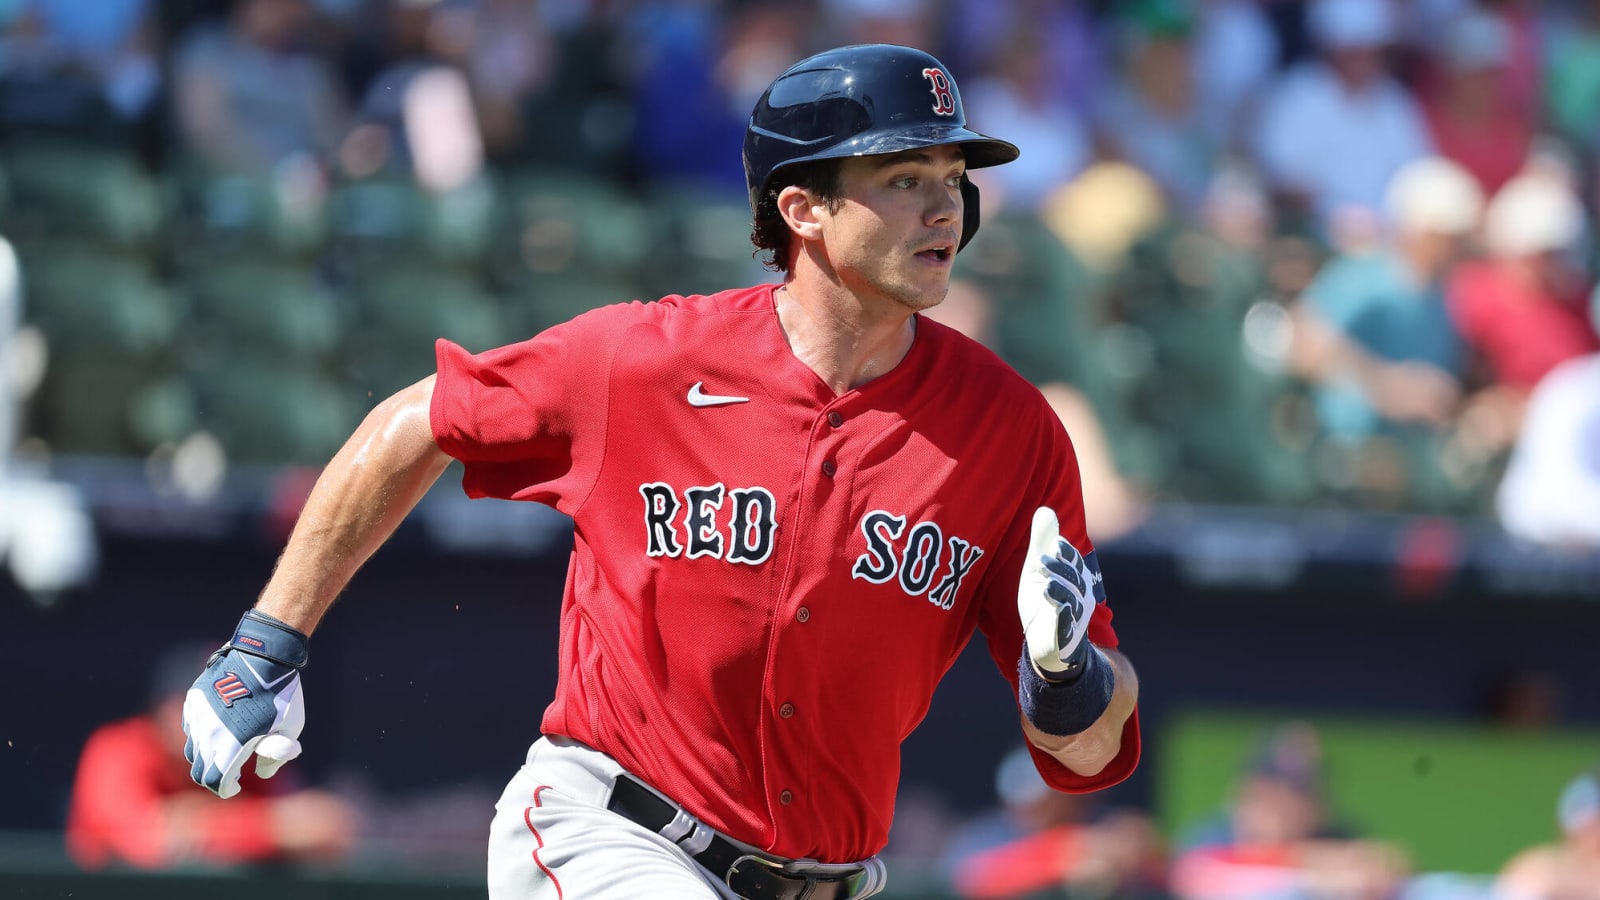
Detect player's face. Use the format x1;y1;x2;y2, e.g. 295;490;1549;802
820;146;965;314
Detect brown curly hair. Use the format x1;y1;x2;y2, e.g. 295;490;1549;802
750;159;844;273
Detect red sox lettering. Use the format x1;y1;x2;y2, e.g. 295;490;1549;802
850;510;984;610
639;482;777;565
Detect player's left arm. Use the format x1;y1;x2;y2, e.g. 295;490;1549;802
1016;506;1140;777
1020;647;1138;777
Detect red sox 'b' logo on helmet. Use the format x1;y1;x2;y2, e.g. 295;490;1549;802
922;67;955;116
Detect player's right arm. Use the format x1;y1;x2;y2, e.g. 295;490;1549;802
183;375;451;798
254;374;451;634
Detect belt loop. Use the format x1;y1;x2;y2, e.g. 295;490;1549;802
677;820;714;858
658;807;696;844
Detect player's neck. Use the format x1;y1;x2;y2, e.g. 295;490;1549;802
774;281;917;395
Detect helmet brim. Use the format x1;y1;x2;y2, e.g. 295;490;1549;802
767;123;1019;174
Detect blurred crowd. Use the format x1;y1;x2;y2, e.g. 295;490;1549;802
1;0;1599;549
68;655;1600;900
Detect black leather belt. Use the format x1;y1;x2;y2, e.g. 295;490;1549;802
606;774;868;900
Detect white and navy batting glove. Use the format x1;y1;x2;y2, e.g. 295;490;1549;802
182;610;309;798
1017;507;1101;682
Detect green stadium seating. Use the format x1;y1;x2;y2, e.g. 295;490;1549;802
15;242;187;456
488;168;657;332
1;139;162;250
327;175;497;271
496;168;654;278
1107;221;1316;505
165;162;330;264
642;182;766;297
348;263;512;397
186;358;363;465
30;352;183;456
18;242;178;356
178;261;347;365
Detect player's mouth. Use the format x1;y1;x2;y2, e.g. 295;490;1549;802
914;244;954;266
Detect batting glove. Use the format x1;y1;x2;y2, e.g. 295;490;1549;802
183;610;309;798
1018;507;1099;682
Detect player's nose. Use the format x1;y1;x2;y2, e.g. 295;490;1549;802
925;182;960;227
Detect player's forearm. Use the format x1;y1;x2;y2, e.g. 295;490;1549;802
255;376;452;634
1021;648;1138;777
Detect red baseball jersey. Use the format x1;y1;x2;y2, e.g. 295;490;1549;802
431;284;1140;862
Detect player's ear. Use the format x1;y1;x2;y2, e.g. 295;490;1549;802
776;185;826;243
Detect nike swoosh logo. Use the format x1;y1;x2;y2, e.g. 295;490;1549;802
687;382;749;408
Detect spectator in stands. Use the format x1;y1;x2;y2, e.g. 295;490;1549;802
0;0;160;136
1544;0;1600;159
942;744;1165;900
1496;768;1600;899
1479;0;1545;119
1191;0;1279;145
961;24;1094;214
171;0;349;175
1495;350;1600;548
1251;0;1433;246
821;0;939;52
921;279;1146;541
1287;157;1480;456
625;0;804;194
453;0;558;162
1170;722;1408;900
1417;10;1532;198
1093;0;1228;214
338;0;485;192
67;643;360;870
942;0;1105;117
1446;172;1600;456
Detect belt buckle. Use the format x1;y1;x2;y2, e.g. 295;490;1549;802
726;854;866;900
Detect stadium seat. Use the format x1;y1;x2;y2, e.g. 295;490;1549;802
958;211;1109;391
178;261;346;365
16;242;187;456
327;174;497;272
1;139;163;251
496;168;653;279
1107;221;1316;505
507;273;644;336
18;242;178;356
186;359;364;465
165;162;330;264
31;352;185;457
348;263;512;397
643;182;767;296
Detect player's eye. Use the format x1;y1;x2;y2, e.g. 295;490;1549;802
890;175;917;189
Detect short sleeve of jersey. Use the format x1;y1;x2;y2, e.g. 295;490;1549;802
975;386;1140;794
430;303;639;511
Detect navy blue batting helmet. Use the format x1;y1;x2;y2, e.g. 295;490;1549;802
743;44;1019;251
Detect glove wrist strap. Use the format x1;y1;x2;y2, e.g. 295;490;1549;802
1018;645;1113;736
230;609;310;668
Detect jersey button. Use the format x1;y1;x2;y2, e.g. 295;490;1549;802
796;606;810;623
827;411;844;428
779;790;794;806
779;702;795;719
821;460;836;477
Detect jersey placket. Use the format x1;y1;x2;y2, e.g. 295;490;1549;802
757;396;857;842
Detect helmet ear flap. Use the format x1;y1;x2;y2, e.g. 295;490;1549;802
958;175;981;252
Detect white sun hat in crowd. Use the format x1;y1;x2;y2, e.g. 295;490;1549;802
1383;156;1484;236
1484;173;1586;258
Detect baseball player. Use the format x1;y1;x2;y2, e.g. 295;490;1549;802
181;44;1141;900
